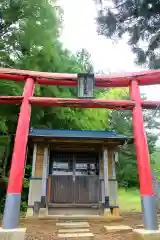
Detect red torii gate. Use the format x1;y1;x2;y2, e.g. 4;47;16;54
0;67;160;230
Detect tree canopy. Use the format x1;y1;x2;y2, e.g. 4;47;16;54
0;0;96;133
96;0;160;68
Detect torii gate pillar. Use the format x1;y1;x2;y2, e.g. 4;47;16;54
2;77;35;229
130;80;158;230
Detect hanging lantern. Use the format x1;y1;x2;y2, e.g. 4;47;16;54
77;73;95;98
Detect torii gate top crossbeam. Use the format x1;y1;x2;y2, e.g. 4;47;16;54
1;67;160;87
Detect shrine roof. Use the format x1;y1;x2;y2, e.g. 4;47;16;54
29;128;133;142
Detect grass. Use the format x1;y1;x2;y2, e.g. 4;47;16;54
118;188;141;212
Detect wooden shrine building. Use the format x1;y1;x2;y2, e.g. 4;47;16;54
27;128;132;217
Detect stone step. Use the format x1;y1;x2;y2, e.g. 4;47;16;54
56;222;89;228
58;232;94;238
58;228;90;233
104;225;133;233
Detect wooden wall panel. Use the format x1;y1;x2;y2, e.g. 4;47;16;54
48;176;51;202
108;150;113;178
75;176;99;204
109;180;118;205
51;175;73;203
35;144;44;177
99;153;104;178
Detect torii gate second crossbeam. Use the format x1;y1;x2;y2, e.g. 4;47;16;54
0;67;160;231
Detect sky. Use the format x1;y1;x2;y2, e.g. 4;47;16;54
59;0;160;101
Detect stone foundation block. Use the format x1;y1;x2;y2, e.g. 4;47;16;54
113;207;119;217
104;225;132;233
133;229;160;240
104;208;112;217
0;228;26;240
39;208;48;217
26;208;33;217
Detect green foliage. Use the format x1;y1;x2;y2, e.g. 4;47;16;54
95;0;160;67
0;0;95;132
21;164;31;213
0;136;10;178
151;147;160;181
0;177;8;213
108;93;160;187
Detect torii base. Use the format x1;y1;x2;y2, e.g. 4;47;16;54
0;228;26;240
133;229;160;240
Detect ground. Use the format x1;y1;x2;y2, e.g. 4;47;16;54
5;189;160;239
22;213;160;240
21;189;159;239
